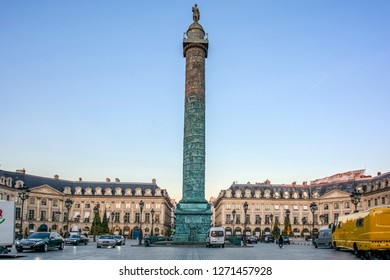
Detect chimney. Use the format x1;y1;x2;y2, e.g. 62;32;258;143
152;178;156;184
292;181;297;186
54;175;59;179
115;178;120;183
79;177;82;182
16;168;26;174
303;181;307;186
106;178;111;183
377;172;382;176
265;179;271;185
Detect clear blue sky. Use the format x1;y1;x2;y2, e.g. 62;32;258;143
1;1;389;200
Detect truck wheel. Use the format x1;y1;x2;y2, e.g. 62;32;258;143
16;248;23;253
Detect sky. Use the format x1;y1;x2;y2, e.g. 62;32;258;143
1;0;389;201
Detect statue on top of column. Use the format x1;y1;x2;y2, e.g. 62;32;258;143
192;4;200;22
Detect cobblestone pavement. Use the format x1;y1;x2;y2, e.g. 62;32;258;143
5;239;358;260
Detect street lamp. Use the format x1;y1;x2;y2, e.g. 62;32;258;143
309;202;318;245
18;186;30;238
243;201;249;246
232;209;236;236
138;200;144;245
151;208;155;236
270;213;274;238
111;212;115;234
93;204;99;242
350;189;362;213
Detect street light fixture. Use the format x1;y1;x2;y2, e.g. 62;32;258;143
151;208;155;236
232;209;236;236
138;200;144;245
243;201;249;246
309;202;318;245
350;189;362;213
18;186;30;238
93;204;99;242
65;198;74;235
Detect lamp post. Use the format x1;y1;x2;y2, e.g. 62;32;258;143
232;209;236;236
93;204;99;242
309;202;318;245
111;212;115;234
350;189;362;213
270;213;274;238
243;201;249;246
138;200;144;245
64;198;73;234
18;186;30;238
151;208;155;236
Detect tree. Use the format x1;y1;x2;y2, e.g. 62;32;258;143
101;209;110;234
91;207;102;235
272;219;280;239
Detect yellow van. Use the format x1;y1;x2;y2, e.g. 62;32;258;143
332;206;390;259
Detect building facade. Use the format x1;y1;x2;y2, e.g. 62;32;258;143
0;169;174;239
213;170;390;237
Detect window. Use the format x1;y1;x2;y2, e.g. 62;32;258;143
85;203;90;209
274;204;279;210
368;200;371;207
155;214;160;223
323;204;329;210
155;203;161;210
52;199;58;207
40;210;46;221
265;204;270;211
135;213;140;223
275;216;279;224
293;205;299;211
75;203;81;209
374;199;378;206
145;213;150;223
236;214;241;224
293;216;298;225
334;213;339;222
255;204;260;210
29;197;35;205
303;205;308;211
382;197;386;205
124;213;130;223
114;212;120;222
334;203;339;210
323;214;329;224
226;214;231;224
116;203;121;209
356;218;364;227
345;202;350;209
16;207;21;220
126;203;131;209
226;204;231;210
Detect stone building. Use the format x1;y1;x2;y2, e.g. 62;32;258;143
213;170;390;237
0;169;173;239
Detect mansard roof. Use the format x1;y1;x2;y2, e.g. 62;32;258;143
0;169;167;197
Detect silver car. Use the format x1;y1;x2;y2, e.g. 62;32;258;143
96;235;116;248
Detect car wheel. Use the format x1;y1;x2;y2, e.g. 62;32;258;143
43;243;49;252
113;245;116;248
97;245;100;248
59;242;64;250
16;248;23;253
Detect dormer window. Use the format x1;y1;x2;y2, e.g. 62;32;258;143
274;191;280;199
135;188;142;196
115;188;122;195
125;188;132;196
104;188;112;195
283;191;290;199
264;190;271;199
95;187;102;195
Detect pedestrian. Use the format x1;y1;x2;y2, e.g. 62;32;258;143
278;235;283;248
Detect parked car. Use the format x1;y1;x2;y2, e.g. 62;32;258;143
246;236;258;244
15;232;65;252
113;235;126;245
260;234;274;243
281;235;290;245
96;235;116;248
65;234;89;245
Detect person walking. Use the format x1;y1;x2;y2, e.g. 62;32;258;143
278;235;284;248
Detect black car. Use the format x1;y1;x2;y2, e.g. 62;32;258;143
260;234;274;243
281;235;290;244
65;234;89;245
246;236;258;244
15;232;65;252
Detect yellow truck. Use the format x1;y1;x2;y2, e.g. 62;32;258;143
332;206;390;259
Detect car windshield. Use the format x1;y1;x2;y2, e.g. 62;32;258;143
99;235;114;239
28;232;50;239
69;234;80;238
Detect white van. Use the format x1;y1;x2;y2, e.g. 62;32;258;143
314;225;333;249
206;227;225;248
